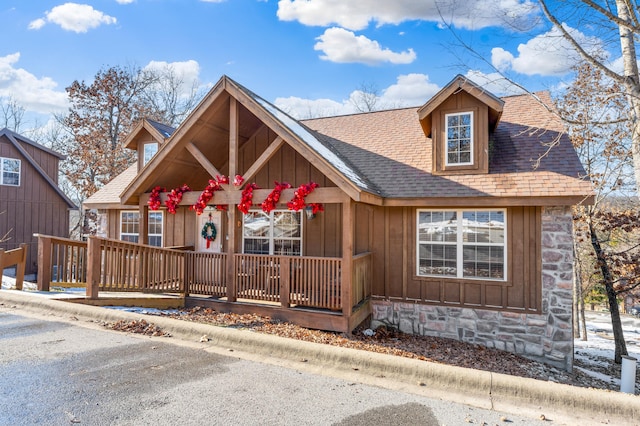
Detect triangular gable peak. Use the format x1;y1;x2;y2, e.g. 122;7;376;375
124;119;176;172
120;75;376;207
417;75;504;175
0;128;76;209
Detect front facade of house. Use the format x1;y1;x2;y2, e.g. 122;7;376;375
84;75;592;370
0;129;76;275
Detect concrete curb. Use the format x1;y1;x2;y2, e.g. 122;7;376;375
1;290;638;424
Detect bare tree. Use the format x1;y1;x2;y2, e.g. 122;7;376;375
140;63;204;127
558;61;636;362
0;96;25;132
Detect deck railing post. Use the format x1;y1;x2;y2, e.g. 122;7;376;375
15;243;27;291
86;236;102;299
36;234;52;291
280;256;290;308
183;251;191;297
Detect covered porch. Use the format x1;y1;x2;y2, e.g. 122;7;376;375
35;234;372;333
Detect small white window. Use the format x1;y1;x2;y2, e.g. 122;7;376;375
445;112;473;166
1;157;20;186
417;209;506;281
143;143;158;166
120;211;163;247
242;210;302;256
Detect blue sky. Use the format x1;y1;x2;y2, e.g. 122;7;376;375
0;1;623;127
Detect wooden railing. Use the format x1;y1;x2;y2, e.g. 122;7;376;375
186;251;227;297
352;252;372;307
36;235;87;291
98;238;185;293
35;235;371;313
0;243;27;290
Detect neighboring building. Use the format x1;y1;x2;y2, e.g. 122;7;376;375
84;75;593;369
0;128;76;275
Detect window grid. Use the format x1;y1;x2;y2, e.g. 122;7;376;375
1;157;20;186
243;210;302;256
143;143;158;166
120;211;163;247
445;112;473;166
417;209;506;281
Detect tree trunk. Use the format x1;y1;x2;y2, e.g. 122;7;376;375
579;290;588;342
616;0;640;199
589;219;627;362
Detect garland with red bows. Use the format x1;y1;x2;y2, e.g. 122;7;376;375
148;186;165;210
191;175;228;215
165;184;191;214
237;183;259;214
287;182;323;214
261;181;291;213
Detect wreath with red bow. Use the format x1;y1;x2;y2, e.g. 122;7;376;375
201;221;217;248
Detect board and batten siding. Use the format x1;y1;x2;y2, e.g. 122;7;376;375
0;136;70;275
363;204;542;313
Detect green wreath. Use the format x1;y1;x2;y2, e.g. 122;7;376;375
201;222;217;248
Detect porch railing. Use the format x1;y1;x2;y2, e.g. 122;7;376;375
34;235;371;312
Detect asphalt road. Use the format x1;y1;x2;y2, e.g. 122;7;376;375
0;309;552;426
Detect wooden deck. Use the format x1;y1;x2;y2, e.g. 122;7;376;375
35;235;373;333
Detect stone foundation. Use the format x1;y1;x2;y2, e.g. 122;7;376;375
370;206;574;371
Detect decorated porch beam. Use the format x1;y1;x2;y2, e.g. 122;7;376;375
241;136;284;185
186;141;224;181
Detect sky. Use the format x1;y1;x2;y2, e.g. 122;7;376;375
0;0;625;128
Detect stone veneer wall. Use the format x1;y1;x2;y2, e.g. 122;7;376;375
370;206;575;371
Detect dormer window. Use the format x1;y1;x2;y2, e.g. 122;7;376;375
143;143;158;166
445;112;473;166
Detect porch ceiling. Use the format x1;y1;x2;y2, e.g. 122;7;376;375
137;96;266;193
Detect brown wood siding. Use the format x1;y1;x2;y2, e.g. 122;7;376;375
0;137;70;275
432;91;489;175
15;138;61;183
368;205;542;312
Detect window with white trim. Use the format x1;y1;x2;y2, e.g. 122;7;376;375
445;112;473;165
417;209;506;280
1;157;20;186
143;143;158;166
243;210;302;256
120;211;163;247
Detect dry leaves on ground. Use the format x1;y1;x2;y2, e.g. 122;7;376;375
105;306;614;391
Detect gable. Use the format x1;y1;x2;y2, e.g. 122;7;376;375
0;129;76;209
120;76;375;206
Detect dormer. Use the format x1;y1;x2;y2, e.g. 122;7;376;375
418;75;504;175
124;119;176;172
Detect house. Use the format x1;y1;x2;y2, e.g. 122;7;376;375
0;128;76;276
83;75;592;370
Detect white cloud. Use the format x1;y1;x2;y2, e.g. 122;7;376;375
491;24;604;76
277;0;538;31
0;53;68;115
116;0;135;4
28;3;117;33
275;73;441;118
142;60;204;98
314;27;416;65
379;73;440;106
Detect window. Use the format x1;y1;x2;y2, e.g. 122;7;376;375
120;211;163;247
445;112;473;165
417;209;506;280
143;143;158;166
1;157;20;186
243;210;302;256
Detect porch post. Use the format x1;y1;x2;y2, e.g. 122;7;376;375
36;234;51;291
226;97;239;302
86;236;102;299
342;199;354;317
139;202;148;245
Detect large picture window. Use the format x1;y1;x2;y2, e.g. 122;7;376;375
445;111;473;166
417;209;506;280
1;157;20;186
120;211;163;247
243;210;302;256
